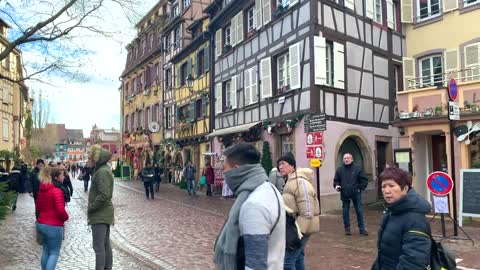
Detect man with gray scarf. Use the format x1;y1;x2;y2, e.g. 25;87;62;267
214;143;285;270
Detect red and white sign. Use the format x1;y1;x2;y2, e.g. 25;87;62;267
306;132;323;145
306;131;324;160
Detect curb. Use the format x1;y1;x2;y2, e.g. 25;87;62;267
74;185;175;270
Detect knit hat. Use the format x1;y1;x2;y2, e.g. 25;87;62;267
277;152;296;169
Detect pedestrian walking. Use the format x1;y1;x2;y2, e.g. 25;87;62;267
278;153;320;270
8;168;22;211
28;159;45;218
204;161;214;196
87;145;114;270
154;163;161;193
214;143;285;270
268;167;285;193
81;166;91;192
371;166;432;270
36;167;69;270
62;169;73;202
20;161;28;193
141;162;155;200
333;152;369;236
71;164;77;178
183;160;197;196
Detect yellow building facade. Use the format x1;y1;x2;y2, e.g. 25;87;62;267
0;18;28;163
171;17;211;175
396;2;480;215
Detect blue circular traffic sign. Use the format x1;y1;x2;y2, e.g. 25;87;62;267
427;171;454;196
448;79;458;101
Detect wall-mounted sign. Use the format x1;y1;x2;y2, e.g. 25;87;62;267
448;101;460;121
304;113;326;132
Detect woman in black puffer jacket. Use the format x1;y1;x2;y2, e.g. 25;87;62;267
372;166;432;270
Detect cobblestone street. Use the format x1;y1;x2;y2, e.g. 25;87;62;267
1;177;479;269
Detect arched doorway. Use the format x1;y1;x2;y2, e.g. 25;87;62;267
335;132;373;186
337;137;365;170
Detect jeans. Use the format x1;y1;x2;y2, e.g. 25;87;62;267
155;177;161;192
284;235;310;270
206;184;212;196
92;224;112;270
144;181;154;199
187;179;196;195
37;223;63;270
12;192;18;209
84;180;89;192
342;191;366;231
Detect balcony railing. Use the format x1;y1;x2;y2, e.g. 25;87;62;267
405;66;480;90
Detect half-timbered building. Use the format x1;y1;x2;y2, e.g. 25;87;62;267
207;0;403;210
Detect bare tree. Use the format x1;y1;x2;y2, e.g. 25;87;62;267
0;0;144;84
31;89;51;129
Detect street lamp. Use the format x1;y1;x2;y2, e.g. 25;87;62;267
186;74;194;94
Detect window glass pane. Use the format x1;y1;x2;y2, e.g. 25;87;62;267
431;0;440;15
419;0;429;19
326;41;334;86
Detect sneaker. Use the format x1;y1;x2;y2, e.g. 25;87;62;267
360;230;369;236
345;228;351;235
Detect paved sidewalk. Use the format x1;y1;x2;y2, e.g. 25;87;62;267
0;191;153;270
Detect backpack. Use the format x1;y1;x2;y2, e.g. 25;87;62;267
408;230;457;270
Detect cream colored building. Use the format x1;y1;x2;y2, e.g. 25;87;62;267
395;1;480;214
0;18;28;157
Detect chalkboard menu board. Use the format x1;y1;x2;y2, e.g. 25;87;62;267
121;165;131;180
304;113;327;132
460;169;480;226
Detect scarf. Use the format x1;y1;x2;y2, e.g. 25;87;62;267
214;164;268;270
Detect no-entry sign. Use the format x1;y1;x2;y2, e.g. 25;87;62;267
427;171;454;196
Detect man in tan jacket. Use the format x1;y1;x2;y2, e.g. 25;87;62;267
278;153;320;270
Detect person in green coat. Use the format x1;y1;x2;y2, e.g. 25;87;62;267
87;145;114;270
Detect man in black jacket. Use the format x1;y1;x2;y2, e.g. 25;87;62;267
333;153;369;236
28;159;45;200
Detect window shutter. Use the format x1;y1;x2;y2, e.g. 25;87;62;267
215;83;223;113
204;46;210;72
444;49;459;79
251;67;258;103
443;0;458;13
344;0;355;10
244;69;251;106
215;30;222;57
231;75;237;109
262;0;271;25
289;42;301;90
231;16;237;46
187;58;192;79
176;66;181;87
255;0;263;30
202;97;207;117
366;0;374;19
171;105;175;128
401;0;413;23
190;101;197;121
176;107;181;121
260;58;272;98
402;57;416;90
237;12;244;45
386;0;394;29
333;42;345;89
314;36;327;85
465;43;480;81
195;52;199;76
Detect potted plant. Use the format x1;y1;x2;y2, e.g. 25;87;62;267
471;103;479;112
424;108;433;117
399;111;411;120
435;105;443;115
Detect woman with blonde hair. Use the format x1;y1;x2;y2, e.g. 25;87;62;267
36;167;69;270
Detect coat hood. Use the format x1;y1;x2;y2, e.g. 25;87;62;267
287;168;313;183
89;145;112;167
387;188;431;215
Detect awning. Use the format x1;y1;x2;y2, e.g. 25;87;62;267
206;121;262;138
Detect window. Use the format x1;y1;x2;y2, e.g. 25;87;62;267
374;0;383;23
197;49;205;76
178;105;191;120
2;83;10;104
152;104;157;122
393;65;402;92
225;80;232;109
2;118;8;141
165;33;171;50
201;97;207;117
173;5;179;16
419;55;443;87
174;27;181;48
224;25;231;46
146;107;151;127
165;106;172;129
465;0;480;7
280;135;294;156
278;0;290;7
325;41;334;86
277;52;290;89
247;7;256;32
465;43;480;81
124;115;129;132
180;62;187;86
139;110;144;129
244;67;258;105
184;0;190;8
417;0;441;21
165;68;172;89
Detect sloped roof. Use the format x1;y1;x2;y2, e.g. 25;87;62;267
66;129;84;142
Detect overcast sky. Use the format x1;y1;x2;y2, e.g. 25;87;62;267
20;0;158;137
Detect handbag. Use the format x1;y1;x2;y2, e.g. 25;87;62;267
286;213;303;251
77;173;84;181
408;230;457;270
199;176;206;186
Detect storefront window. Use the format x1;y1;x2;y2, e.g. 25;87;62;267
280;135;294;156
469;143;480;168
